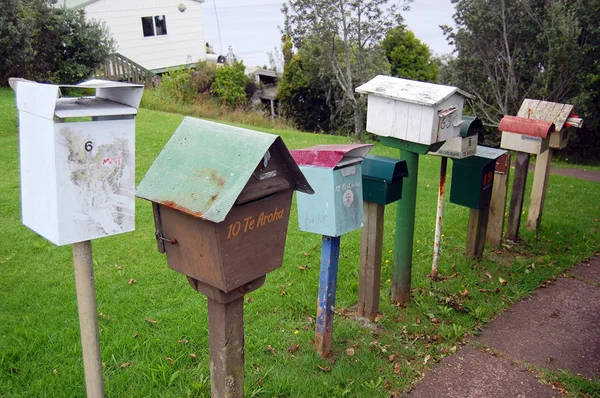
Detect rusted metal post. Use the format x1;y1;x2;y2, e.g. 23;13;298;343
358;201;385;321
466;204;491;259
208;296;245;398
392;150;418;305
527;148;553;231
315;235;341;356
431;157;448;279
487;152;511;246
506;151;531;242
72;240;104;398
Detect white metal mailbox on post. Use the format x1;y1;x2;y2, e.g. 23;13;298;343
13;79;144;246
355;75;475;145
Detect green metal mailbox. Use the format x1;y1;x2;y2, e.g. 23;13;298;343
361;155;409;205
450;146;507;209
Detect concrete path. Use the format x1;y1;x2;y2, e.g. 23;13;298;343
408;255;600;397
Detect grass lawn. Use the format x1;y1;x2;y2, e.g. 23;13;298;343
1;86;599;397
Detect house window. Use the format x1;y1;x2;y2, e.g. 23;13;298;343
141;15;167;37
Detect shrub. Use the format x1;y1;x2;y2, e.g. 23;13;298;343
211;61;248;107
192;61;217;94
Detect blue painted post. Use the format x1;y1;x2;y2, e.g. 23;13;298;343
315;235;341;356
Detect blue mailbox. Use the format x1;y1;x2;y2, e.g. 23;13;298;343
291;144;373;237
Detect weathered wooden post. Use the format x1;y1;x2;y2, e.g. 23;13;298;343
358;155;408;321
449;146;507;259
291;144;372;356
137;117;313;397
356;76;474;303
499;115;555;242
486;152;511;246
511;100;584;232
10;78;144;397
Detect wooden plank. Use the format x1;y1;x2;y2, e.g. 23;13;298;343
517;99;537;118
315;235;341;356
466;204;490;259
207;296;244;398
487;152;511;246
506;151;530;241
527;148;553;231
431;157;448;279
358;201;385;321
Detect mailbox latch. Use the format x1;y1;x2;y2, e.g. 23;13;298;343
152;203;177;253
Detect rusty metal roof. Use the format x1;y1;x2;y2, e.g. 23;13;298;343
290;144;373;168
136;117;313;223
499;116;555;138
517;99;575;131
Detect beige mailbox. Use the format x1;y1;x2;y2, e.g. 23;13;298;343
355;75;475;145
517;99;583;149
500;115;555;154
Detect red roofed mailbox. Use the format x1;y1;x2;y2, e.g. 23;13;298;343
136;117;313;294
499;115;555;154
291;144;373;237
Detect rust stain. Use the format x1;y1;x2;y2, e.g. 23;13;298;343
160;200;204;219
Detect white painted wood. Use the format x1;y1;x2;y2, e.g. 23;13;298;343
55;98;138;118
500;131;550;154
14;81;59;119
83;0;207;71
357;75;472;145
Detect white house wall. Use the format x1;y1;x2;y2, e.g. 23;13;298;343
84;0;206;71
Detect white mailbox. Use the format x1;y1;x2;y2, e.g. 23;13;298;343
12;79;144;246
356;75;475;145
499;115;554;155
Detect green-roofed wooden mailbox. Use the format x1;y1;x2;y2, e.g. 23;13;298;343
359;155;408;321
136;116;312;398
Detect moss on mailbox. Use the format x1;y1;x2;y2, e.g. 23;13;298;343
136;117;313;292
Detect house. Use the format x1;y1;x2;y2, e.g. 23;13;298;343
60;0;207;73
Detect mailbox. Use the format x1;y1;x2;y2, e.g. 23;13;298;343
429;116;481;159
136;117;313;293
500;115;555;154
12;79;143;246
450;146;507;209
291;144;372;237
516;99;583;150
355;75;475;145
361;155;409;205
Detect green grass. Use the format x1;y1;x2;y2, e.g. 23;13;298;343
1;86;600;396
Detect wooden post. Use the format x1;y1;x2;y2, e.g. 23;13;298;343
506;151;530;242
487;152;511;246
431;157;448;280
527;148;553;231
358;201;384;321
392;150;418;305
315;235;341;356
72;241;104;398
466;204;490;259
208;296;245;398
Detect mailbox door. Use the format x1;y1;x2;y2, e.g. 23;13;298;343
296;167;337;236
333;164;364;236
218;190;293;292
54;119;135;245
549;128;569;149
450;160;495;209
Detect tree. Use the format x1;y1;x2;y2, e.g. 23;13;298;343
0;0;114;85
282;0;410;139
382;27;438;82
211;61;248;107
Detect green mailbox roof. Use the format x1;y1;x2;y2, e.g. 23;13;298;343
136;117;313;223
460;116;483;137
362;154;409;182
453;145;507;168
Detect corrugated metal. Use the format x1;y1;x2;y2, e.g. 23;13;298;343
499;116;555;138
290;144;372;168
517;99;574;131
136;117;312;223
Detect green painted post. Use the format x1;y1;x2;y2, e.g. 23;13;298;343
392;150;419;305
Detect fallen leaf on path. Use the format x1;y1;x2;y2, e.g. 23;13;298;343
146;318;158;324
166;357;173;365
267;345;276;355
120;362;131;369
346;347;355;356
460;289;469;298
317;365;331;372
189;353;197;359
128;279;136;285
178;339;189;344
298;265;307;271
394;362;402;374
499;277;507;285
288;344;300;353
388;354;398;362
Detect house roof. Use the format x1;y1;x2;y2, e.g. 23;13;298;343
136;117;312;223
517;99;575;131
60;0;205;9
355;75;474;106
